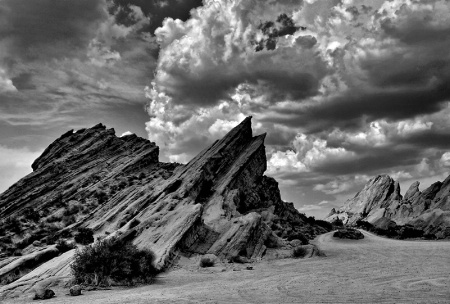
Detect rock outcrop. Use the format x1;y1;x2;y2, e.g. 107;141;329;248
326;174;450;238
0;117;329;298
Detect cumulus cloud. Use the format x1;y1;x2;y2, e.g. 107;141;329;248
145;0;450;219
0;68;16;92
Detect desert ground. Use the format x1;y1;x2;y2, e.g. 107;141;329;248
3;230;450;304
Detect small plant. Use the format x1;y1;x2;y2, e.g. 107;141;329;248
199;255;216;268
71;237;158;286
74;228;94;245
292;246;308;258
56;239;76;253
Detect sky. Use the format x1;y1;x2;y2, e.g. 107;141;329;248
1;0;450;219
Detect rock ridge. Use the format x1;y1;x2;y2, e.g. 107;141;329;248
326;174;450;238
0;117;329;298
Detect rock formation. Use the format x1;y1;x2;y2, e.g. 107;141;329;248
0;117;329;297
326;174;450;238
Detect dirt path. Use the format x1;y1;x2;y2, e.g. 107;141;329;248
3;231;450;303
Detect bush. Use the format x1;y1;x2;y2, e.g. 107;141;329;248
315;220;333;231
56;239;76;253
332;218;344;227
199;255;216;267
333;228;364;240
292;246;308;258
71;237;158;286
286;233;309;245
74;228;94;245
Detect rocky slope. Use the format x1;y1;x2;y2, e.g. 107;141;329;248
326;175;450;238
0;117;329;296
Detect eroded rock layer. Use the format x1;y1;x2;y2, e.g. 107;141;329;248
326;174;450;238
0;117;328;295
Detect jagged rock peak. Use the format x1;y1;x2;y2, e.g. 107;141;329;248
31;123;157;171
404;181;420;201
341;175;401;214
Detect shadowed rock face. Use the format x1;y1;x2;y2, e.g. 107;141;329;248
0;117;328;293
326;175;450;238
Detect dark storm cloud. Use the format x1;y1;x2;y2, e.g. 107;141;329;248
270;85;450;132
0;0;106;62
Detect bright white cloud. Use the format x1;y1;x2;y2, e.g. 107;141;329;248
0;68;17;93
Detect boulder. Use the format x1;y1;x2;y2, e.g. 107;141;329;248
69;284;82;296
33;289;55;300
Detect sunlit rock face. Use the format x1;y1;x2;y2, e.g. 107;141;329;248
0;117;328;294
326;174;450;238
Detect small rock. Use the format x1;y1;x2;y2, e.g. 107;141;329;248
246;266;253;270
69;284;82;296
233;268;241;271
289;239;302;247
221;268;226;272
33;289;55;300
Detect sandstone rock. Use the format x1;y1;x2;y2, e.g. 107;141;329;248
33;288;55;300
69;284;82;296
326;174;450;238
0;117;331;294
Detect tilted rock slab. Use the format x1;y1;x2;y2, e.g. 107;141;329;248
326;174;450;237
0;117;327;297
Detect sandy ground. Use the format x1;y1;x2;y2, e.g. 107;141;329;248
3;230;450;304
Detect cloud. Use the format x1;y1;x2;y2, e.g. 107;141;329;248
0;145;41;193
145;0;450;218
0;68;16;92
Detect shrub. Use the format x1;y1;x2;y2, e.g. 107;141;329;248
56;239;76;253
332;218;344;227
315;220;333;231
71;237;158;286
333;228;364;240
74;228;94;245
199;255;216;267
292;246;308;258
287;233;309;245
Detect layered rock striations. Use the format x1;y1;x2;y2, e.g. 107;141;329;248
0;117;328;295
326;174;450;238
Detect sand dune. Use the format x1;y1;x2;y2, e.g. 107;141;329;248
4;230;449;303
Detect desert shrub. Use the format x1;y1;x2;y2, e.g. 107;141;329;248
95;190;108;204
315;220;333;231
4;216;21;234
74;228;94;245
333;228;364;240
71;237;158;286
423;233;437;240
292;246;308;258
286;233;309;245
24;207;40;222
56;239;76;253
62;215;76;226
332;218;344;227
63;205;80;216
355;220;374;231
199;255;215;268
396;225;423;239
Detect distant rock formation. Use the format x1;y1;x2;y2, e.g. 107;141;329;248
0;117;329;297
326;174;450;238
